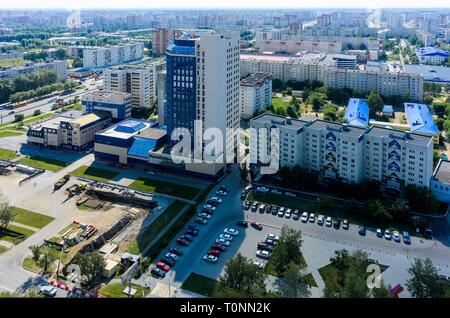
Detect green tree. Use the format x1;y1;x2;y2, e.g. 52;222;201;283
33;109;42;117
72;252;106;287
371;280;391;298
322;266;342;298
55;48;67;60
0;201;15;229
367;92;384;117
38;246;55;274
29;245;42;262
14;114;24;123
406;258;444;298
271;225;303;275
280;262;311;298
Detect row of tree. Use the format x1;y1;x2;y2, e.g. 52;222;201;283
10;81;78;103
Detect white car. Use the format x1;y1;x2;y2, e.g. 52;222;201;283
165;253;179;261
384;229;392;240
256;186;269;193
244;185;252;192
309;213;316;223
216;238;231;246
325;216;332;227
203;204;216;211
210;197;223;203
300;212;309;223
256;249;271;259
203;254;218;263
198;212;211;219
252;261;264;269
224;228;239;236
285;210;292;218
393;231;401;242
39;285;57;297
267;233;279;241
216;190;227;196
376;228;383;237
271;189;282;194
317;215;325;225
219;233;233;241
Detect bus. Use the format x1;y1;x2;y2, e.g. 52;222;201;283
10;101;27;109
0;102;11;110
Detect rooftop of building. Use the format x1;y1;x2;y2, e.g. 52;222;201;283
96;119;159;140
81;90;131;102
432;159;450;184
240;73;272;86
416;47;450;57
403;64;450;83
71;112;109;127
404;102;439;135
344;98;369;127
366;126;433;146
306;119;367;138
250;113;311;130
29;110;105;130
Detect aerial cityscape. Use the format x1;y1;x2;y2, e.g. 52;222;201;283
0;4;450;303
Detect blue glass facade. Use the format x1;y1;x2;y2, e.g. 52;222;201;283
82;100;131;123
165;39;197;142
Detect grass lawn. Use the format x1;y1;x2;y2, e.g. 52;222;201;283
127;200;188;255
76;204;92;211
70;165;119;181
99;282;149;298
129;177;200;200
0;131;22;138
0;245;8;254
21;113;54;126
181;273;220;297
0;224;35;244
272;97;291;112
0;148;18;160
12;207;54;229
22;257;43;274
18;156;70;171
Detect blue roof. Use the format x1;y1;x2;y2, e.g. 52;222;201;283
417;47;450;57
128;137;157;158
344;98;369;127
404;102;439;135
383;105;393;112
114;120;147;134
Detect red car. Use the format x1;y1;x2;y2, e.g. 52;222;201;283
208;248;221;257
176;238;190;246
211;243;226;252
251;222;263;231
156;261;170;272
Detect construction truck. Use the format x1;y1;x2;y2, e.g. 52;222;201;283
66;182;87;197
54;173;70;190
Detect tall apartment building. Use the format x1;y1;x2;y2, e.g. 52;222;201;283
165;32;241;159
83;43;144;69
0;60;67;81
81;91;132;122
250;114;434;190
151;28;181;55
103;64;156;109
240;73;272;119
324;67;424;101
157;70;167;125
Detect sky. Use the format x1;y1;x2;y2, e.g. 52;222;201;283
1;0;449;10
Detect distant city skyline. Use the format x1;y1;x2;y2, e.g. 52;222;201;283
1;0;450;10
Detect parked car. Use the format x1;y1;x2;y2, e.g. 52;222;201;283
265;205;272;214
198;212;211;219
236;220;248;227
151;268;166;278
271;188;282;195
309;213;316;223
384;229;392;240
342;219;349;230
169;247;183;256
202;208;214;215
219;185;229;193
241;191;248;199
301;212;309;223
257;242;274;252
285;191;296;197
208;248;221;257
156;261;170;272
203;254;218;263
267;233;279;241
252;261;264;269
185;229;199;236
393;231;401;242
186;224;199;231
216;189;227;196
376;228;383;237
203;204;216;210
292;212;300;221
256;186;269;193
333;219;341;229
209;196;222;204
317;215;325;225
244;185;252;192
251;202;259;212
271;206;278;215
285;210;292;219
277;209;285;217
224;228;239;236
211;243;226;252
206;200;220;207
358;225;366;236
176;238;190;246
39;285;57;297
215;238;231;246
180;234;193;242
403;231;411;245
325;216;332;227
195;217;208;225
259;204;266;213
256;249;271;259
265;238;276;246
165;253;179;262
218;233;233;241
161;257;176;267
243;201;251;210
251;222;263;230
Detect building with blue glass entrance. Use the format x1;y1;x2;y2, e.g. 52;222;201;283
82;91;132;123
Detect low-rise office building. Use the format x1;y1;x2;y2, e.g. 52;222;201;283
81;91;132;122
416;47;450;65
240;73;272;119
27;111;112;151
431;159;450;202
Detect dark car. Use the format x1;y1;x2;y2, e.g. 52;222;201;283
186;224;199;231
180;234;193;242
170;247;183;256
236;220;248;227
211;243;226;252
177;238;190;246
265;205;272;214
208;248;221;257
202;208;214;215
185;229;199;236
241;191;247;199
333;219;341;229
161;257;176;267
257;242;274;252
342;219;349;230
195;217;208;225
358;225;366;236
206;199;220;207
251;222;263;230
243;201;251;210
271;206;278;215
151;268;166;278
265;238;276;246
219;186;229;193
292;211;300;221
251;203;259;212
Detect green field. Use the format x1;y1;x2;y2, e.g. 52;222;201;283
99;283;149;298
0;224;35;244
0;58;27;68
0;131;22;138
21;113;55;126
129;177;200;200
12;207;54;229
18;156;70;171
70;165;119;181
0;245;7;254
0;148;18;160
181;273;220;297
22;257;44;274
272;97;291;112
